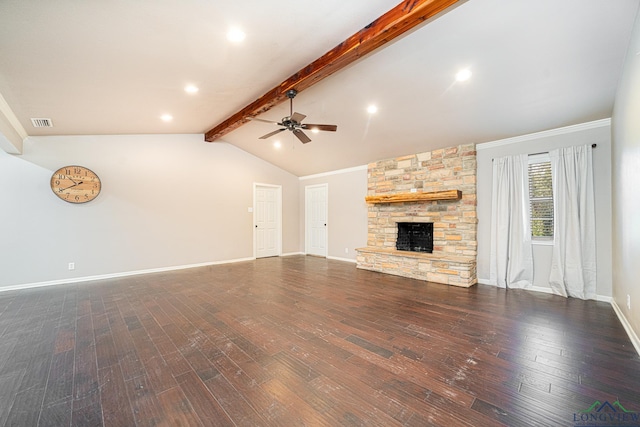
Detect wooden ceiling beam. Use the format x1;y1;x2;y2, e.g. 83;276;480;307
204;0;463;142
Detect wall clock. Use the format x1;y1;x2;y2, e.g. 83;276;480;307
50;165;102;204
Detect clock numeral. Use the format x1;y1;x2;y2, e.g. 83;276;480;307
55;180;60;185
57;174;65;179
74;167;82;174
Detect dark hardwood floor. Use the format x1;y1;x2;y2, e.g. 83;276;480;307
0;255;638;426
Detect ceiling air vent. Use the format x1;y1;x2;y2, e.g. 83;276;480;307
31;118;53;128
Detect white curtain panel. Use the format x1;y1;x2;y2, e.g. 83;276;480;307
549;145;597;299
489;154;534;289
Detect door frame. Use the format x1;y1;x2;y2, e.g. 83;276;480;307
253;183;282;259
305;183;329;257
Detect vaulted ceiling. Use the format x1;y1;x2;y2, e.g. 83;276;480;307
1;0;638;176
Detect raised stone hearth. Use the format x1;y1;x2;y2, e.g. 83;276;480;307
356;247;476;287
356;144;477;287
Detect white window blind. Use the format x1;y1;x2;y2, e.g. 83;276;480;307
528;156;553;239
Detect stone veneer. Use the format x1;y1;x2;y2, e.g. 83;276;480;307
356;144;477;286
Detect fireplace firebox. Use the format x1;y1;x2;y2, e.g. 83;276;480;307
396;222;433;253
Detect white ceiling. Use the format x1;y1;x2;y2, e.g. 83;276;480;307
1;0;638;176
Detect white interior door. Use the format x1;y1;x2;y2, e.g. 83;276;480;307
305;184;328;257
255;184;281;258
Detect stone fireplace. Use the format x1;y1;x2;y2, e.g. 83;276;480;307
356;144;477;287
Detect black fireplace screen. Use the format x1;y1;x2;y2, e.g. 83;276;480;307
396;222;433;253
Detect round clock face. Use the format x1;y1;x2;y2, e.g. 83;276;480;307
50;165;101;204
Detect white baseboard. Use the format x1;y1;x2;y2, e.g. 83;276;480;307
327;256;357;264
478;279;612;302
529;285;553;295
0;257;256;293
479;280;557;295
0;253;328;293
280;252;305;257
611;300;640;356
529;285;614;303
282;253;356;263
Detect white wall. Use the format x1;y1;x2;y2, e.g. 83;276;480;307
476;120;613;297
612;8;640;341
0;134;300;288
299;166;368;261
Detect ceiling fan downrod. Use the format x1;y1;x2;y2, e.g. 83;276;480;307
285;89;297;116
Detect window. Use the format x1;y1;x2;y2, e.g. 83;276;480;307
528;154;553;239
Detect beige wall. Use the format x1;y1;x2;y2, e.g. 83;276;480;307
0;134;300;288
612;9;640;340
298;167;368;261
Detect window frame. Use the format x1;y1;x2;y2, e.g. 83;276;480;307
528;153;554;244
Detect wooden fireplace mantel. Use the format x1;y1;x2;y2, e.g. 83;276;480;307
365;190;462;204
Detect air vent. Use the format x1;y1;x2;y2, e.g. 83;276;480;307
31;118;53;128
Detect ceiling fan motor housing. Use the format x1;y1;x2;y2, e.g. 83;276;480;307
280;118;296;129
286;89;298;99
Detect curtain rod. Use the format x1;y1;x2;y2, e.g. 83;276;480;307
527;143;597;157
491;143;598;161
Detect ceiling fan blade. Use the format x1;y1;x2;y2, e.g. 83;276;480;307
290;112;306;123
249;117;278;124
259;128;286;139
293;129;311;144
302;124;337;132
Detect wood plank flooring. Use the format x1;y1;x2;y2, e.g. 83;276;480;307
0;255;639;426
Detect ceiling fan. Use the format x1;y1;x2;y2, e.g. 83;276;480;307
250;89;337;144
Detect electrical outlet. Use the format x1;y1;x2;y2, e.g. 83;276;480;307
627;294;631;310
345;248;349;254
68;262;75;271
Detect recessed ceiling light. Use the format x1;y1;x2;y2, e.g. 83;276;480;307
160;114;173;122
273;141;282;149
367;104;378;114
227;27;246;43
456;69;472;82
184;85;199;94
